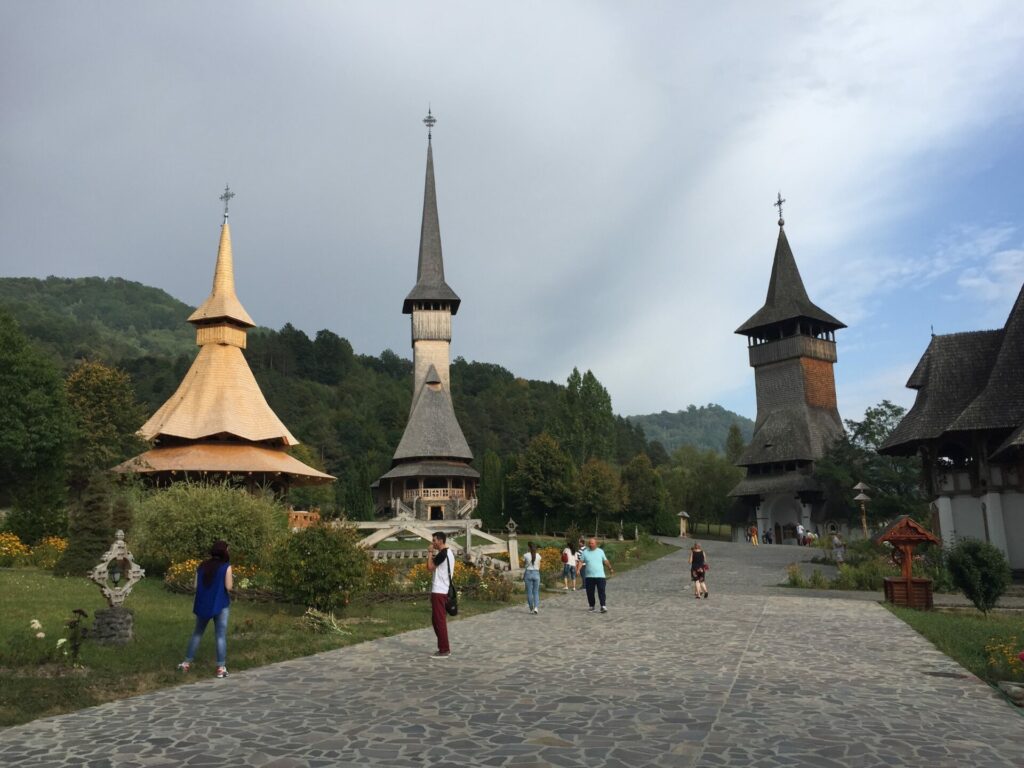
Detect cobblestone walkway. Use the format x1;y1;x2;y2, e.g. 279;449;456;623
3;540;1022;767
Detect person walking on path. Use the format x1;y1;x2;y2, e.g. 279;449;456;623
426;532;455;658
689;542;709;600
177;540;233;678
577;537;614;613
523;542;542;614
749;525;759;547
561;541;578;591
796;523;806;546
576;537;587;582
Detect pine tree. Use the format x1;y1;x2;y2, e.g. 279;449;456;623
55;473;114;576
725;423;745;464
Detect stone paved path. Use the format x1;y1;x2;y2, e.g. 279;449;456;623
3;540;1022;767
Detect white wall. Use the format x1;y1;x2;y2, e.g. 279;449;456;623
1001;491;1024;570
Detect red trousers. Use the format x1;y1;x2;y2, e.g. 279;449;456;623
431;593;450;653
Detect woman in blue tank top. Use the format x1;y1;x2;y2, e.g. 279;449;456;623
177;540;233;678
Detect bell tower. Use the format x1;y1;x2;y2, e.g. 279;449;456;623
729;196;846;542
402;108;461;395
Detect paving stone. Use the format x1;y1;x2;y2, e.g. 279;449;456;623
2;539;1022;767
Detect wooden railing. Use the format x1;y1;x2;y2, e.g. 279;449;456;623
403;488;466;501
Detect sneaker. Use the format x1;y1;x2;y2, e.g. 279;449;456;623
176;661;191;672
703;593;709;599
588;607;596;612
572;587;577;591
431;651;451;659
215;666;228;678
600;606;608;613
563;586;569;591
533;607;539;615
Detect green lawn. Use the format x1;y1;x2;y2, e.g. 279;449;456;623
887;605;1024;686
0;569;502;727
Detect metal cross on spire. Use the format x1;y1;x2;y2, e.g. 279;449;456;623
423;107;436;140
220;184;235;220
774;191;786;226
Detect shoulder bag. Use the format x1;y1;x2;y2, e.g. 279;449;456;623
445;552;458;616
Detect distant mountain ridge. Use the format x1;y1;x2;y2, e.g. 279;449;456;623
628;405;754;455
0;276;195;365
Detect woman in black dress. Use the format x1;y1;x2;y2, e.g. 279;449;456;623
688;543;709;600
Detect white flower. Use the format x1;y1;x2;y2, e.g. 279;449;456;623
56;638;67;648
35;632;45;639
29;619;42;630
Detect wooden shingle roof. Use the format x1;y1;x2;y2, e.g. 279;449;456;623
881;281;1024;457
736;226;844;336
402;140;461;315
114;443;334;483
139;343;298;446
392;364;473;463
187;221;255;328
737;405;843;466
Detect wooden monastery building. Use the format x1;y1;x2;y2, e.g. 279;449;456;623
114;195;334;491
880;280;1024;574
725;209;852;543
373;116;479;520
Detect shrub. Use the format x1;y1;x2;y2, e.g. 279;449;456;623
785;563;807;587
403;561;432;591
133;482;287;574
472;570;514;602
366;560;398;592
809;569;830;589
30;536;68;569
986;638;1024;683
947;538;1012;615
832;559;897;591
164;559;202;592
270;524;369;611
913;546;956;593
0;532;30;566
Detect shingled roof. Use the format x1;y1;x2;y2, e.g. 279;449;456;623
737;405;843;466
187;221;255;328
948;282;1024;432
392;365;473;462
880;330;1002;454
402;139;461;315
736;226;845;336
728;471;822;499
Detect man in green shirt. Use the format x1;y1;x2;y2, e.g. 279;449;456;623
577;537;614;613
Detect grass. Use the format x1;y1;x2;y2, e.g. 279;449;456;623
887;604;1024;685
0;537;679;726
0;569;503;727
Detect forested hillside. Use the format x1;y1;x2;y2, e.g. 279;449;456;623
1;277;744;534
628;405;754;454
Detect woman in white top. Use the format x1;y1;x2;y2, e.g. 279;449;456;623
523;541;541;614
562;542;577;591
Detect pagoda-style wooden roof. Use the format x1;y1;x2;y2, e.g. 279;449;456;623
139;342;298;445
736;226;845;336
114;443;334;485
735;405;843;467
187;221;255;328
402;139;461;315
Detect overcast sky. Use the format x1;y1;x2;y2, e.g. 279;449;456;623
3;2;1024;421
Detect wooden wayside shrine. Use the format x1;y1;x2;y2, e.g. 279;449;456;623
875;515;941;609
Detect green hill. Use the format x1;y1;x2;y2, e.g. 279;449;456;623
627;404;754;455
0;277;195;365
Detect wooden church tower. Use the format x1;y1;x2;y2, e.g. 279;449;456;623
115;189;334;490
374;112;479;520
728;198;846;543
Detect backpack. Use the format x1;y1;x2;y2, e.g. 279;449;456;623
444;554;458;616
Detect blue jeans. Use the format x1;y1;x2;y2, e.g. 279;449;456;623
524;570;541;610
185;606;229;666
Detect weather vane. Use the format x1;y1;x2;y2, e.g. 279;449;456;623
423;107;436;140
774;191;786;226
220;184;235;219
